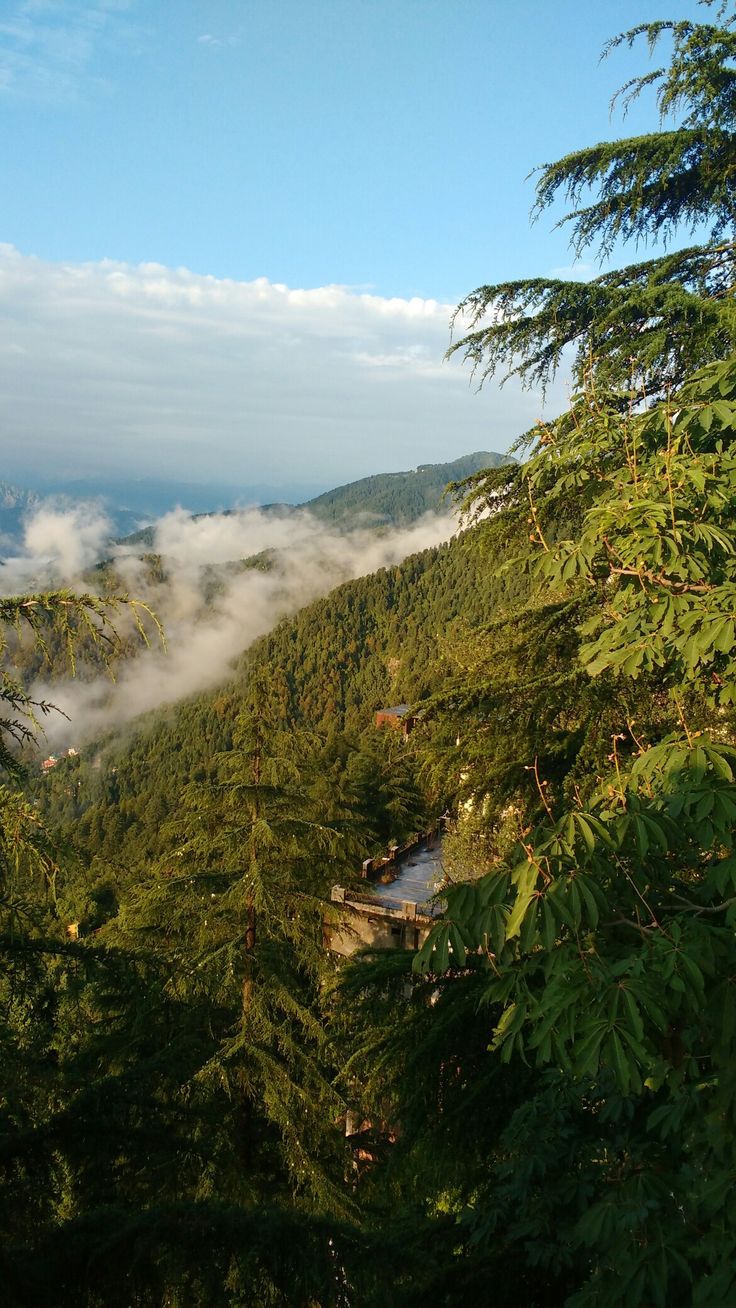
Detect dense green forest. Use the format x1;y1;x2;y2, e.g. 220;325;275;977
31;527;521;893
4;11;736;1305
300;451;508;526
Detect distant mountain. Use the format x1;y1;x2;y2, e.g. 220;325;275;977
0;482;39;552
0;482;37;509
115;452;510;550
8;474;328;521
0;480;145;552
0;475;331;553
301;452;510;527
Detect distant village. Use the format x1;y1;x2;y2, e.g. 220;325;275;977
39;702;414;775
40;747;78;773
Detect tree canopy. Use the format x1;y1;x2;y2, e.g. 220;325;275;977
6;8;736;1306
450;5;736;397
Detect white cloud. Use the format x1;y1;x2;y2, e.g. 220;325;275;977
23;502;111;576
197;33;240;50
0;0;131;101
0;246;569;494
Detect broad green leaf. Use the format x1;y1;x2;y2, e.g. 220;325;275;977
506;861;538;939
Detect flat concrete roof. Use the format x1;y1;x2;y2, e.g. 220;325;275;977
371;838;444;910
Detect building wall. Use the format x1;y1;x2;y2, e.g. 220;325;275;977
324;897;432;957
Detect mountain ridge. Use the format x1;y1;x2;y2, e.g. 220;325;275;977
115;451;509;550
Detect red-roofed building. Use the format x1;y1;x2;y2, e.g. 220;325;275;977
374;704;414;736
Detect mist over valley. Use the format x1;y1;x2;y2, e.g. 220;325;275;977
3;4;728;1302
2;452;504;749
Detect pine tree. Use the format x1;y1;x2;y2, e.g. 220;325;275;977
450;7;736;398
341;12;736;1304
112;707;352;1209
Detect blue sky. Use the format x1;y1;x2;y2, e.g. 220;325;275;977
0;0;710;500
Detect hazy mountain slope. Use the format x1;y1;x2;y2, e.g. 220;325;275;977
0;482;39;551
300;451;508;526
115;451;509;549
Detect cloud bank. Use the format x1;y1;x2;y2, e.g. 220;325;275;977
0;246;567;494
3;499;459;746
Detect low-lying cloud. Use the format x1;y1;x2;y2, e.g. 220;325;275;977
3;499;459;747
22;503;112;578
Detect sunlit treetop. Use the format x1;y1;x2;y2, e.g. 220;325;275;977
451;3;736;399
536;9;736;254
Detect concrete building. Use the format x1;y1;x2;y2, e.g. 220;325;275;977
324;832;444;957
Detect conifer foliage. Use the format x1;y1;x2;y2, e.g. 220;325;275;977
414;356;736;1305
450;7;736;396
393;7;736;1303
6;7;736;1306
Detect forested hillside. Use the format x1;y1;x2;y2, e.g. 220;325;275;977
4;12;736;1307
301;450;508;525
116;450;505;551
32;522;518;894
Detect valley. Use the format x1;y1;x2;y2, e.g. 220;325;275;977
3;12;736;1305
